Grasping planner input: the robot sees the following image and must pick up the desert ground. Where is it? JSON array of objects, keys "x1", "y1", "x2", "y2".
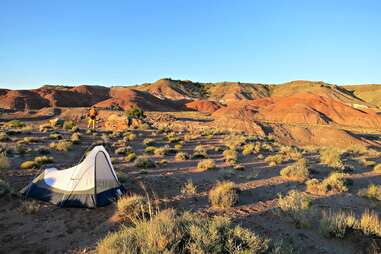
[{"x1": 1, "y1": 107, "x2": 381, "y2": 254}]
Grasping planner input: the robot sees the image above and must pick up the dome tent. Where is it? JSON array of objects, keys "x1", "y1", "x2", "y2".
[{"x1": 21, "y1": 145, "x2": 125, "y2": 208}]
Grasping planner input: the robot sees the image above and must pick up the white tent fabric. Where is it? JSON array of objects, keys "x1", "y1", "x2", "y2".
[{"x1": 21, "y1": 145, "x2": 125, "y2": 208}]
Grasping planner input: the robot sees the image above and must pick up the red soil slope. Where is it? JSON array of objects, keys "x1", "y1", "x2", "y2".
[{"x1": 185, "y1": 100, "x2": 222, "y2": 113}]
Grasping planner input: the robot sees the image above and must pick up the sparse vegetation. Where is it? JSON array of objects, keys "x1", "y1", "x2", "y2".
[
  {"x1": 143, "y1": 138, "x2": 155, "y2": 146},
  {"x1": 306, "y1": 173, "x2": 349, "y2": 195},
  {"x1": 0, "y1": 153, "x2": 11, "y2": 177},
  {"x1": 70, "y1": 132, "x2": 81, "y2": 144},
  {"x1": 97, "y1": 209, "x2": 269, "y2": 254},
  {"x1": 280, "y1": 158, "x2": 310, "y2": 182},
  {"x1": 49, "y1": 140, "x2": 72, "y2": 152},
  {"x1": 223, "y1": 149, "x2": 238, "y2": 165},
  {"x1": 116, "y1": 195, "x2": 152, "y2": 223},
  {"x1": 0, "y1": 179, "x2": 12, "y2": 198},
  {"x1": 319, "y1": 210, "x2": 357, "y2": 238},
  {"x1": 63, "y1": 120, "x2": 75, "y2": 130},
  {"x1": 124, "y1": 153, "x2": 137, "y2": 162},
  {"x1": 277, "y1": 190, "x2": 311, "y2": 227},
  {"x1": 358, "y1": 184, "x2": 381, "y2": 201},
  {"x1": 209, "y1": 181, "x2": 239, "y2": 208},
  {"x1": 374, "y1": 163, "x2": 381, "y2": 172},
  {"x1": 319, "y1": 147, "x2": 345, "y2": 170},
  {"x1": 197, "y1": 159, "x2": 216, "y2": 171},
  {"x1": 19, "y1": 200, "x2": 40, "y2": 215},
  {"x1": 49, "y1": 133, "x2": 63, "y2": 140},
  {"x1": 175, "y1": 152, "x2": 189, "y2": 161},
  {"x1": 359, "y1": 209, "x2": 381, "y2": 237},
  {"x1": 180, "y1": 179, "x2": 197, "y2": 195},
  {"x1": 5, "y1": 120, "x2": 25, "y2": 128},
  {"x1": 134, "y1": 156, "x2": 156, "y2": 168},
  {"x1": 20, "y1": 160, "x2": 39, "y2": 169}
]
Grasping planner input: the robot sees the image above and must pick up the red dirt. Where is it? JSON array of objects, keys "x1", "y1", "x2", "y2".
[{"x1": 185, "y1": 100, "x2": 223, "y2": 113}]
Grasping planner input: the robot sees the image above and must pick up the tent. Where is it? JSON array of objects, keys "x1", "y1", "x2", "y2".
[{"x1": 21, "y1": 145, "x2": 125, "y2": 208}]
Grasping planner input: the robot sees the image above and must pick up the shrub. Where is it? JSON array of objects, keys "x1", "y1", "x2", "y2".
[
  {"x1": 116, "y1": 195, "x2": 152, "y2": 223},
  {"x1": 70, "y1": 133, "x2": 81, "y2": 144},
  {"x1": 320, "y1": 147, "x2": 345, "y2": 170},
  {"x1": 277, "y1": 190, "x2": 311, "y2": 227},
  {"x1": 197, "y1": 159, "x2": 216, "y2": 171},
  {"x1": 319, "y1": 210, "x2": 357, "y2": 238},
  {"x1": 126, "y1": 133, "x2": 137, "y2": 141},
  {"x1": 242, "y1": 144, "x2": 255, "y2": 156},
  {"x1": 192, "y1": 150, "x2": 208, "y2": 159},
  {"x1": 279, "y1": 146, "x2": 303, "y2": 161},
  {"x1": 175, "y1": 152, "x2": 189, "y2": 161},
  {"x1": 97, "y1": 209, "x2": 269, "y2": 254},
  {"x1": 0, "y1": 153, "x2": 11, "y2": 177},
  {"x1": 124, "y1": 153, "x2": 137, "y2": 162},
  {"x1": 265, "y1": 154, "x2": 285, "y2": 166},
  {"x1": 0, "y1": 179, "x2": 12, "y2": 198},
  {"x1": 115, "y1": 147, "x2": 132, "y2": 155},
  {"x1": 20, "y1": 160, "x2": 38, "y2": 169},
  {"x1": 166, "y1": 132, "x2": 181, "y2": 143},
  {"x1": 49, "y1": 140, "x2": 72, "y2": 152},
  {"x1": 358, "y1": 210, "x2": 381, "y2": 237},
  {"x1": 194, "y1": 145, "x2": 210, "y2": 155},
  {"x1": 180, "y1": 179, "x2": 197, "y2": 195},
  {"x1": 223, "y1": 149, "x2": 238, "y2": 165},
  {"x1": 143, "y1": 138, "x2": 155, "y2": 146},
  {"x1": 5, "y1": 120, "x2": 25, "y2": 128},
  {"x1": 358, "y1": 184, "x2": 381, "y2": 201},
  {"x1": 63, "y1": 120, "x2": 75, "y2": 130},
  {"x1": 34, "y1": 156, "x2": 53, "y2": 165},
  {"x1": 23, "y1": 136, "x2": 39, "y2": 143},
  {"x1": 306, "y1": 173, "x2": 349, "y2": 195},
  {"x1": 174, "y1": 143, "x2": 183, "y2": 150},
  {"x1": 19, "y1": 200, "x2": 40, "y2": 215},
  {"x1": 209, "y1": 181, "x2": 239, "y2": 208},
  {"x1": 134, "y1": 156, "x2": 156, "y2": 168},
  {"x1": 234, "y1": 164, "x2": 245, "y2": 171},
  {"x1": 125, "y1": 106, "x2": 145, "y2": 120},
  {"x1": 49, "y1": 133, "x2": 63, "y2": 140},
  {"x1": 154, "y1": 146, "x2": 175, "y2": 157},
  {"x1": 144, "y1": 146, "x2": 156, "y2": 154},
  {"x1": 280, "y1": 158, "x2": 310, "y2": 182}
]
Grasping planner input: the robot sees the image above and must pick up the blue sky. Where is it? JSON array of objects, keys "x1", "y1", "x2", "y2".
[{"x1": 1, "y1": 0, "x2": 381, "y2": 89}]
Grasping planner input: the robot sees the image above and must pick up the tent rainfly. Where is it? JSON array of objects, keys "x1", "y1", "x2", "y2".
[{"x1": 21, "y1": 145, "x2": 125, "y2": 208}]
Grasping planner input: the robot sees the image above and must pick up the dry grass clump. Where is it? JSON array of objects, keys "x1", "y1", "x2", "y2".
[
  {"x1": 22, "y1": 136, "x2": 40, "y2": 144},
  {"x1": 70, "y1": 132, "x2": 81, "y2": 144},
  {"x1": 134, "y1": 156, "x2": 156, "y2": 168},
  {"x1": 223, "y1": 149, "x2": 238, "y2": 165},
  {"x1": 359, "y1": 209, "x2": 381, "y2": 237},
  {"x1": 0, "y1": 153, "x2": 11, "y2": 177},
  {"x1": 20, "y1": 160, "x2": 39, "y2": 169},
  {"x1": 358, "y1": 184, "x2": 381, "y2": 201},
  {"x1": 209, "y1": 181, "x2": 239, "y2": 208},
  {"x1": 20, "y1": 155, "x2": 53, "y2": 169},
  {"x1": 49, "y1": 133, "x2": 63, "y2": 140},
  {"x1": 154, "y1": 146, "x2": 175, "y2": 157},
  {"x1": 277, "y1": 190, "x2": 311, "y2": 227},
  {"x1": 175, "y1": 152, "x2": 189, "y2": 161},
  {"x1": 319, "y1": 210, "x2": 357, "y2": 238},
  {"x1": 97, "y1": 209, "x2": 269, "y2": 254},
  {"x1": 242, "y1": 143, "x2": 255, "y2": 156},
  {"x1": 124, "y1": 153, "x2": 137, "y2": 162},
  {"x1": 319, "y1": 147, "x2": 345, "y2": 170},
  {"x1": 34, "y1": 155, "x2": 54, "y2": 165},
  {"x1": 166, "y1": 132, "x2": 181, "y2": 143},
  {"x1": 374, "y1": 163, "x2": 381, "y2": 172},
  {"x1": 143, "y1": 138, "x2": 155, "y2": 146},
  {"x1": 49, "y1": 140, "x2": 72, "y2": 152},
  {"x1": 306, "y1": 173, "x2": 349, "y2": 195},
  {"x1": 279, "y1": 146, "x2": 303, "y2": 161},
  {"x1": 197, "y1": 159, "x2": 216, "y2": 171},
  {"x1": 116, "y1": 195, "x2": 152, "y2": 223},
  {"x1": 19, "y1": 200, "x2": 40, "y2": 215},
  {"x1": 265, "y1": 154, "x2": 285, "y2": 166},
  {"x1": 126, "y1": 133, "x2": 137, "y2": 141},
  {"x1": 280, "y1": 158, "x2": 310, "y2": 182},
  {"x1": 180, "y1": 179, "x2": 197, "y2": 195},
  {"x1": 115, "y1": 147, "x2": 133, "y2": 155},
  {"x1": 144, "y1": 146, "x2": 156, "y2": 154}
]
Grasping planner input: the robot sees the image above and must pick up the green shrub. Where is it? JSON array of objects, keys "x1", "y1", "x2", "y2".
[
  {"x1": 23, "y1": 136, "x2": 39, "y2": 143},
  {"x1": 319, "y1": 210, "x2": 357, "y2": 238},
  {"x1": 197, "y1": 159, "x2": 216, "y2": 171},
  {"x1": 134, "y1": 156, "x2": 156, "y2": 168},
  {"x1": 144, "y1": 146, "x2": 156, "y2": 154},
  {"x1": 125, "y1": 106, "x2": 146, "y2": 120},
  {"x1": 49, "y1": 133, "x2": 63, "y2": 140},
  {"x1": 242, "y1": 144, "x2": 255, "y2": 156},
  {"x1": 5, "y1": 120, "x2": 25, "y2": 128},
  {"x1": 306, "y1": 173, "x2": 349, "y2": 195},
  {"x1": 154, "y1": 146, "x2": 175, "y2": 157},
  {"x1": 63, "y1": 120, "x2": 75, "y2": 130},
  {"x1": 97, "y1": 209, "x2": 269, "y2": 254},
  {"x1": 277, "y1": 190, "x2": 311, "y2": 227},
  {"x1": 143, "y1": 138, "x2": 155, "y2": 146},
  {"x1": 166, "y1": 132, "x2": 181, "y2": 143},
  {"x1": 70, "y1": 133, "x2": 81, "y2": 144},
  {"x1": 209, "y1": 181, "x2": 239, "y2": 208},
  {"x1": 280, "y1": 158, "x2": 310, "y2": 182},
  {"x1": 124, "y1": 153, "x2": 137, "y2": 162},
  {"x1": 180, "y1": 180, "x2": 197, "y2": 195},
  {"x1": 115, "y1": 147, "x2": 132, "y2": 155}
]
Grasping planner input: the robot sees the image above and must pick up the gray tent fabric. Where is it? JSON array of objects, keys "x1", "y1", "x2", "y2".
[{"x1": 21, "y1": 145, "x2": 125, "y2": 208}]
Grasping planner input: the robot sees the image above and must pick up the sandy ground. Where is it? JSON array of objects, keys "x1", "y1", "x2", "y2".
[{"x1": 1, "y1": 110, "x2": 381, "y2": 254}]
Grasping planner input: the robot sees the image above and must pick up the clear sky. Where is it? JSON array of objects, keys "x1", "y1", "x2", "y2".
[{"x1": 1, "y1": 0, "x2": 381, "y2": 89}]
